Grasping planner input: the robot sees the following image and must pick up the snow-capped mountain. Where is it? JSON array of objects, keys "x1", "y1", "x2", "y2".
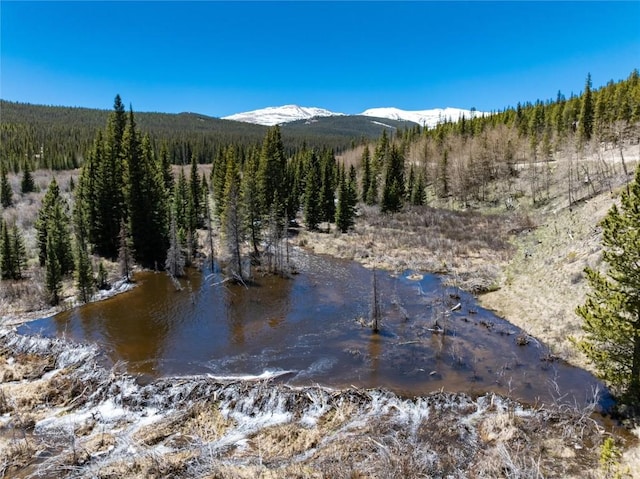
[
  {"x1": 223, "y1": 105, "x2": 344, "y2": 126},
  {"x1": 360, "y1": 107, "x2": 484, "y2": 128},
  {"x1": 223, "y1": 104, "x2": 487, "y2": 128}
]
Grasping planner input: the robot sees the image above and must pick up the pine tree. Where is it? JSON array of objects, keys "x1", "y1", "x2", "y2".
[
  {"x1": 94, "y1": 95, "x2": 127, "y2": 258},
  {"x1": 222, "y1": 150, "x2": 243, "y2": 280},
  {"x1": 348, "y1": 164, "x2": 358, "y2": 214},
  {"x1": 159, "y1": 142, "x2": 174, "y2": 194},
  {"x1": 361, "y1": 145, "x2": 372, "y2": 203},
  {"x1": 406, "y1": 165, "x2": 416, "y2": 201},
  {"x1": 75, "y1": 234, "x2": 94, "y2": 303},
  {"x1": 45, "y1": 233, "x2": 62, "y2": 305},
  {"x1": 258, "y1": 126, "x2": 286, "y2": 216},
  {"x1": 36, "y1": 179, "x2": 74, "y2": 275},
  {"x1": 335, "y1": 166, "x2": 356, "y2": 233},
  {"x1": 366, "y1": 166, "x2": 378, "y2": 205},
  {"x1": 578, "y1": 73, "x2": 594, "y2": 144},
  {"x1": 381, "y1": 145, "x2": 405, "y2": 213},
  {"x1": 212, "y1": 148, "x2": 228, "y2": 219},
  {"x1": 165, "y1": 212, "x2": 185, "y2": 278},
  {"x1": 118, "y1": 220, "x2": 133, "y2": 282},
  {"x1": 10, "y1": 223, "x2": 27, "y2": 280},
  {"x1": 126, "y1": 126, "x2": 169, "y2": 268},
  {"x1": 319, "y1": 150, "x2": 336, "y2": 228},
  {"x1": 174, "y1": 168, "x2": 189, "y2": 231},
  {"x1": 575, "y1": 165, "x2": 640, "y2": 402},
  {"x1": 411, "y1": 170, "x2": 426, "y2": 206},
  {"x1": 76, "y1": 130, "x2": 102, "y2": 251},
  {"x1": 21, "y1": 159, "x2": 35, "y2": 194},
  {"x1": 0, "y1": 220, "x2": 13, "y2": 279},
  {"x1": 303, "y1": 150, "x2": 322, "y2": 231},
  {"x1": 0, "y1": 162, "x2": 13, "y2": 208},
  {"x1": 96, "y1": 261, "x2": 109, "y2": 290},
  {"x1": 36, "y1": 178, "x2": 59, "y2": 267},
  {"x1": 189, "y1": 154, "x2": 202, "y2": 228},
  {"x1": 242, "y1": 150, "x2": 262, "y2": 257}
]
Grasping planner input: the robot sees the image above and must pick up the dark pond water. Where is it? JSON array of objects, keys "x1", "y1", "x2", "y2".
[{"x1": 19, "y1": 249, "x2": 610, "y2": 408}]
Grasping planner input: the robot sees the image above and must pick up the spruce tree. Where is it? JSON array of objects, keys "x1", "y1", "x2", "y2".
[
  {"x1": 118, "y1": 220, "x2": 133, "y2": 282},
  {"x1": 77, "y1": 130, "x2": 102, "y2": 250},
  {"x1": 366, "y1": 166, "x2": 378, "y2": 205},
  {"x1": 361, "y1": 145, "x2": 372, "y2": 203},
  {"x1": 411, "y1": 170, "x2": 426, "y2": 206},
  {"x1": 242, "y1": 150, "x2": 262, "y2": 256},
  {"x1": 126, "y1": 126, "x2": 169, "y2": 268},
  {"x1": 575, "y1": 165, "x2": 640, "y2": 402},
  {"x1": 36, "y1": 178, "x2": 73, "y2": 275},
  {"x1": 0, "y1": 220, "x2": 13, "y2": 279},
  {"x1": 75, "y1": 234, "x2": 94, "y2": 303},
  {"x1": 258, "y1": 126, "x2": 286, "y2": 216},
  {"x1": 319, "y1": 150, "x2": 336, "y2": 228},
  {"x1": 212, "y1": 148, "x2": 228, "y2": 219},
  {"x1": 348, "y1": 165, "x2": 358, "y2": 207},
  {"x1": 45, "y1": 233, "x2": 62, "y2": 305},
  {"x1": 578, "y1": 73, "x2": 594, "y2": 144},
  {"x1": 335, "y1": 167, "x2": 355, "y2": 233},
  {"x1": 10, "y1": 223, "x2": 27, "y2": 280},
  {"x1": 303, "y1": 150, "x2": 322, "y2": 231},
  {"x1": 94, "y1": 95, "x2": 127, "y2": 258},
  {"x1": 36, "y1": 178, "x2": 60, "y2": 267},
  {"x1": 189, "y1": 154, "x2": 202, "y2": 228},
  {"x1": 159, "y1": 142, "x2": 174, "y2": 194},
  {"x1": 96, "y1": 261, "x2": 109, "y2": 290},
  {"x1": 381, "y1": 145, "x2": 405, "y2": 213},
  {"x1": 0, "y1": 162, "x2": 12, "y2": 208},
  {"x1": 174, "y1": 169, "x2": 189, "y2": 231},
  {"x1": 222, "y1": 151, "x2": 243, "y2": 280},
  {"x1": 21, "y1": 159, "x2": 35, "y2": 194},
  {"x1": 165, "y1": 212, "x2": 185, "y2": 278}
]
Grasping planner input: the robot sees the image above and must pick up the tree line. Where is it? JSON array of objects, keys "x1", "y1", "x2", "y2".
[
  {"x1": 0, "y1": 100, "x2": 385, "y2": 174},
  {"x1": 387, "y1": 70, "x2": 640, "y2": 209},
  {"x1": 0, "y1": 95, "x2": 364, "y2": 303}
]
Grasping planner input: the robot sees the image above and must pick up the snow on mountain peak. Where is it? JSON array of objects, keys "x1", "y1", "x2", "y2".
[
  {"x1": 361, "y1": 107, "x2": 485, "y2": 128},
  {"x1": 223, "y1": 105, "x2": 344, "y2": 126}
]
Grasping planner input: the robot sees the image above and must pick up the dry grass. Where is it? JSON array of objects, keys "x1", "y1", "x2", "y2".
[{"x1": 299, "y1": 204, "x2": 530, "y2": 294}]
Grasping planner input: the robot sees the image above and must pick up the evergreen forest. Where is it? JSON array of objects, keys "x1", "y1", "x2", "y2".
[{"x1": 2, "y1": 69, "x2": 640, "y2": 404}]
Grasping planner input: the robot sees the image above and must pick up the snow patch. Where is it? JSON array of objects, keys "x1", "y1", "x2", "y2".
[{"x1": 370, "y1": 120, "x2": 397, "y2": 129}]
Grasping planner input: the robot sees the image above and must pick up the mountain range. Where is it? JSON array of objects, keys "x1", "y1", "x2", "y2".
[{"x1": 223, "y1": 105, "x2": 485, "y2": 127}]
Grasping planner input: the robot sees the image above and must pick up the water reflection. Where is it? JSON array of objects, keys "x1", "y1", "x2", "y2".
[{"x1": 19, "y1": 249, "x2": 611, "y2": 409}]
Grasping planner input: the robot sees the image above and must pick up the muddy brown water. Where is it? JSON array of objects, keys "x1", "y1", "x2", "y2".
[{"x1": 19, "y1": 249, "x2": 612, "y2": 409}]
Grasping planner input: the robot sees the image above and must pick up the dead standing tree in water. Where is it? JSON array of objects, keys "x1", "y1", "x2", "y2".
[{"x1": 371, "y1": 267, "x2": 381, "y2": 334}]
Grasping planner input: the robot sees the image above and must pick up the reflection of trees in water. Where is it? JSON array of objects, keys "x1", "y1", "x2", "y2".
[
  {"x1": 368, "y1": 331, "x2": 382, "y2": 384},
  {"x1": 225, "y1": 275, "x2": 294, "y2": 346}
]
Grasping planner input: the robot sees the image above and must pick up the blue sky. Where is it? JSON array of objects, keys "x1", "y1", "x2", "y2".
[{"x1": 1, "y1": 1, "x2": 639, "y2": 117}]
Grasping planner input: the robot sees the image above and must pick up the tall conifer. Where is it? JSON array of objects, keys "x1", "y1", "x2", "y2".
[{"x1": 575, "y1": 165, "x2": 640, "y2": 402}]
